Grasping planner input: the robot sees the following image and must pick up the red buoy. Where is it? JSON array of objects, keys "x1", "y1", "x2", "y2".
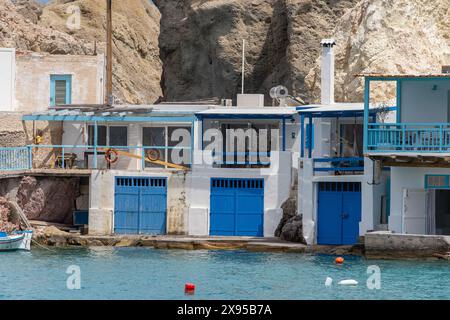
[
  {"x1": 335, "y1": 257, "x2": 344, "y2": 264},
  {"x1": 185, "y1": 283, "x2": 196, "y2": 295}
]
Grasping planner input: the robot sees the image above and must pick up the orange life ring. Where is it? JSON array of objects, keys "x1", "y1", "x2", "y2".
[
  {"x1": 105, "y1": 148, "x2": 119, "y2": 164},
  {"x1": 145, "y1": 149, "x2": 160, "y2": 162}
]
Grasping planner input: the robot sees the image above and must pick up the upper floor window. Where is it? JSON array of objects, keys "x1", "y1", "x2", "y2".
[
  {"x1": 50, "y1": 75, "x2": 72, "y2": 106},
  {"x1": 88, "y1": 125, "x2": 128, "y2": 147}
]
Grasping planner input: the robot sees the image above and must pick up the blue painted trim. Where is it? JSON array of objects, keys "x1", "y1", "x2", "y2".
[
  {"x1": 363, "y1": 78, "x2": 370, "y2": 153},
  {"x1": 425, "y1": 174, "x2": 450, "y2": 189},
  {"x1": 196, "y1": 114, "x2": 294, "y2": 120},
  {"x1": 50, "y1": 75, "x2": 72, "y2": 106},
  {"x1": 300, "y1": 115, "x2": 305, "y2": 158},
  {"x1": 308, "y1": 115, "x2": 313, "y2": 158},
  {"x1": 22, "y1": 115, "x2": 196, "y2": 122},
  {"x1": 396, "y1": 80, "x2": 402, "y2": 123},
  {"x1": 364, "y1": 76, "x2": 450, "y2": 82},
  {"x1": 93, "y1": 121, "x2": 98, "y2": 169},
  {"x1": 282, "y1": 118, "x2": 286, "y2": 151}
]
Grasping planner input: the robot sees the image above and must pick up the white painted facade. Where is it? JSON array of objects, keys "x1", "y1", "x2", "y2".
[
  {"x1": 0, "y1": 48, "x2": 15, "y2": 112},
  {"x1": 367, "y1": 76, "x2": 450, "y2": 237},
  {"x1": 0, "y1": 48, "x2": 105, "y2": 113}
]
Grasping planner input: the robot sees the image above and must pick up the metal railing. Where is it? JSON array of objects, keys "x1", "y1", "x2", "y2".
[
  {"x1": 367, "y1": 123, "x2": 450, "y2": 152},
  {"x1": 0, "y1": 147, "x2": 31, "y2": 171},
  {"x1": 313, "y1": 157, "x2": 365, "y2": 174},
  {"x1": 0, "y1": 145, "x2": 192, "y2": 171}
]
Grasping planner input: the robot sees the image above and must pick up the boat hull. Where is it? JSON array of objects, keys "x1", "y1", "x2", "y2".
[{"x1": 0, "y1": 231, "x2": 33, "y2": 251}]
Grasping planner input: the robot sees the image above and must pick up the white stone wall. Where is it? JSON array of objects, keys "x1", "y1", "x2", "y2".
[
  {"x1": 89, "y1": 169, "x2": 191, "y2": 236},
  {"x1": 389, "y1": 167, "x2": 450, "y2": 234},
  {"x1": 188, "y1": 151, "x2": 292, "y2": 237}
]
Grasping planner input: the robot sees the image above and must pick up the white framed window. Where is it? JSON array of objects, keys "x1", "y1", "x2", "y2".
[
  {"x1": 87, "y1": 124, "x2": 128, "y2": 147},
  {"x1": 142, "y1": 124, "x2": 191, "y2": 169}
]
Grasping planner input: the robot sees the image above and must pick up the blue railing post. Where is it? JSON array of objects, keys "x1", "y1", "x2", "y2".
[
  {"x1": 141, "y1": 147, "x2": 145, "y2": 170},
  {"x1": 402, "y1": 124, "x2": 406, "y2": 151},
  {"x1": 27, "y1": 146, "x2": 32, "y2": 169},
  {"x1": 363, "y1": 78, "x2": 370, "y2": 153},
  {"x1": 61, "y1": 147, "x2": 65, "y2": 169}
]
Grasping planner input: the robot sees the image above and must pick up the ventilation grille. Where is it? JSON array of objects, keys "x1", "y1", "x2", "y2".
[
  {"x1": 426, "y1": 175, "x2": 449, "y2": 189},
  {"x1": 319, "y1": 182, "x2": 361, "y2": 192},
  {"x1": 116, "y1": 177, "x2": 166, "y2": 187},
  {"x1": 211, "y1": 178, "x2": 264, "y2": 189}
]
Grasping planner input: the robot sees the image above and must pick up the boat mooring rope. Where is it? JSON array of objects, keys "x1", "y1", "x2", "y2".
[{"x1": 32, "y1": 239, "x2": 56, "y2": 252}]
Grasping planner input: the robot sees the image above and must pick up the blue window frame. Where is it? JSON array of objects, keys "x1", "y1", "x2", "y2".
[
  {"x1": 50, "y1": 75, "x2": 72, "y2": 106},
  {"x1": 425, "y1": 175, "x2": 450, "y2": 189}
]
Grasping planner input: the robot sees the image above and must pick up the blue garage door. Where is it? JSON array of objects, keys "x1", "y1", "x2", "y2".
[
  {"x1": 114, "y1": 177, "x2": 167, "y2": 234},
  {"x1": 210, "y1": 178, "x2": 264, "y2": 237},
  {"x1": 317, "y1": 182, "x2": 361, "y2": 245}
]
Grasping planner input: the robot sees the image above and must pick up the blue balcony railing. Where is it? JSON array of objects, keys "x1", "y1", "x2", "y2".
[
  {"x1": 367, "y1": 123, "x2": 450, "y2": 152},
  {"x1": 0, "y1": 147, "x2": 31, "y2": 171},
  {"x1": 313, "y1": 157, "x2": 364, "y2": 174}
]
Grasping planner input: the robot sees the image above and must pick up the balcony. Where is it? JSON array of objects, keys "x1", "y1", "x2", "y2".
[
  {"x1": 0, "y1": 145, "x2": 192, "y2": 172},
  {"x1": 367, "y1": 123, "x2": 450, "y2": 153}
]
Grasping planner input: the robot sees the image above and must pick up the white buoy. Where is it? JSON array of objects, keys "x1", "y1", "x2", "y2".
[
  {"x1": 338, "y1": 279, "x2": 358, "y2": 286},
  {"x1": 325, "y1": 277, "x2": 333, "y2": 287}
]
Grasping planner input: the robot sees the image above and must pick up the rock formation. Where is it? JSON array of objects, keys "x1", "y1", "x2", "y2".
[
  {"x1": 16, "y1": 176, "x2": 80, "y2": 224},
  {"x1": 0, "y1": 197, "x2": 20, "y2": 233},
  {"x1": 305, "y1": 0, "x2": 450, "y2": 103},
  {"x1": 154, "y1": 0, "x2": 359, "y2": 103}
]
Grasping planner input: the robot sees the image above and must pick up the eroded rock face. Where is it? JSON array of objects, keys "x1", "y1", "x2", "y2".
[
  {"x1": 275, "y1": 187, "x2": 306, "y2": 244},
  {"x1": 154, "y1": 0, "x2": 358, "y2": 103},
  {"x1": 305, "y1": 0, "x2": 450, "y2": 103},
  {"x1": 16, "y1": 176, "x2": 80, "y2": 224},
  {"x1": 0, "y1": 197, "x2": 20, "y2": 233},
  {"x1": 39, "y1": 0, "x2": 163, "y2": 104}
]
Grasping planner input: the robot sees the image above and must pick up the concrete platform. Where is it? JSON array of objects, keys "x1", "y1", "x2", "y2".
[
  {"x1": 365, "y1": 231, "x2": 450, "y2": 259},
  {"x1": 34, "y1": 229, "x2": 362, "y2": 255}
]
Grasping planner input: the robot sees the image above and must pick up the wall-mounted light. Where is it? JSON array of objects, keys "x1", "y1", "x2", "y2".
[{"x1": 432, "y1": 84, "x2": 438, "y2": 91}]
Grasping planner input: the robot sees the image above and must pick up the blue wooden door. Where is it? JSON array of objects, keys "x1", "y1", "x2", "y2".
[
  {"x1": 114, "y1": 177, "x2": 167, "y2": 234},
  {"x1": 317, "y1": 182, "x2": 361, "y2": 245},
  {"x1": 210, "y1": 178, "x2": 264, "y2": 236}
]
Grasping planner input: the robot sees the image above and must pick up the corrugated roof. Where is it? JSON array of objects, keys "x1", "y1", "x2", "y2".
[
  {"x1": 356, "y1": 73, "x2": 450, "y2": 79},
  {"x1": 197, "y1": 107, "x2": 298, "y2": 115}
]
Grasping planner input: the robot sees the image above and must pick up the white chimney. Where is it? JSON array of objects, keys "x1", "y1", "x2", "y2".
[{"x1": 320, "y1": 39, "x2": 336, "y2": 105}]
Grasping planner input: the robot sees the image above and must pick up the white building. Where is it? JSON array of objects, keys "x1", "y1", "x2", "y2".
[
  {"x1": 362, "y1": 71, "x2": 450, "y2": 236},
  {"x1": 298, "y1": 40, "x2": 394, "y2": 245}
]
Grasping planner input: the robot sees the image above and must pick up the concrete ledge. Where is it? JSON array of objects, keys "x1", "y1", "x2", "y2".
[{"x1": 365, "y1": 231, "x2": 450, "y2": 259}]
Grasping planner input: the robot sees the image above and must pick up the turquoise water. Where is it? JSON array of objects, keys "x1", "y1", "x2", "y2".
[{"x1": 0, "y1": 247, "x2": 449, "y2": 300}]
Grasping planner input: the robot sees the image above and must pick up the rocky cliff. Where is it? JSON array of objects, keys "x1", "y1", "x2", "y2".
[
  {"x1": 305, "y1": 0, "x2": 450, "y2": 103},
  {"x1": 2, "y1": 0, "x2": 447, "y2": 105},
  {"x1": 154, "y1": 0, "x2": 359, "y2": 103}
]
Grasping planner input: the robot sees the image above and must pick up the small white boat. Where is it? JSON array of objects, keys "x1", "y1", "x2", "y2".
[{"x1": 0, "y1": 230, "x2": 33, "y2": 251}]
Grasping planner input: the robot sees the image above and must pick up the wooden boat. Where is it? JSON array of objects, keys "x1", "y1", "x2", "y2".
[{"x1": 0, "y1": 230, "x2": 33, "y2": 251}]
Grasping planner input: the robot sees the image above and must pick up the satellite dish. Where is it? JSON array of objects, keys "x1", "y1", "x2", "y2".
[{"x1": 270, "y1": 85, "x2": 289, "y2": 106}]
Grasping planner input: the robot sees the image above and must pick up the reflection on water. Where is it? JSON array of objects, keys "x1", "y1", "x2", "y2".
[{"x1": 0, "y1": 247, "x2": 448, "y2": 300}]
